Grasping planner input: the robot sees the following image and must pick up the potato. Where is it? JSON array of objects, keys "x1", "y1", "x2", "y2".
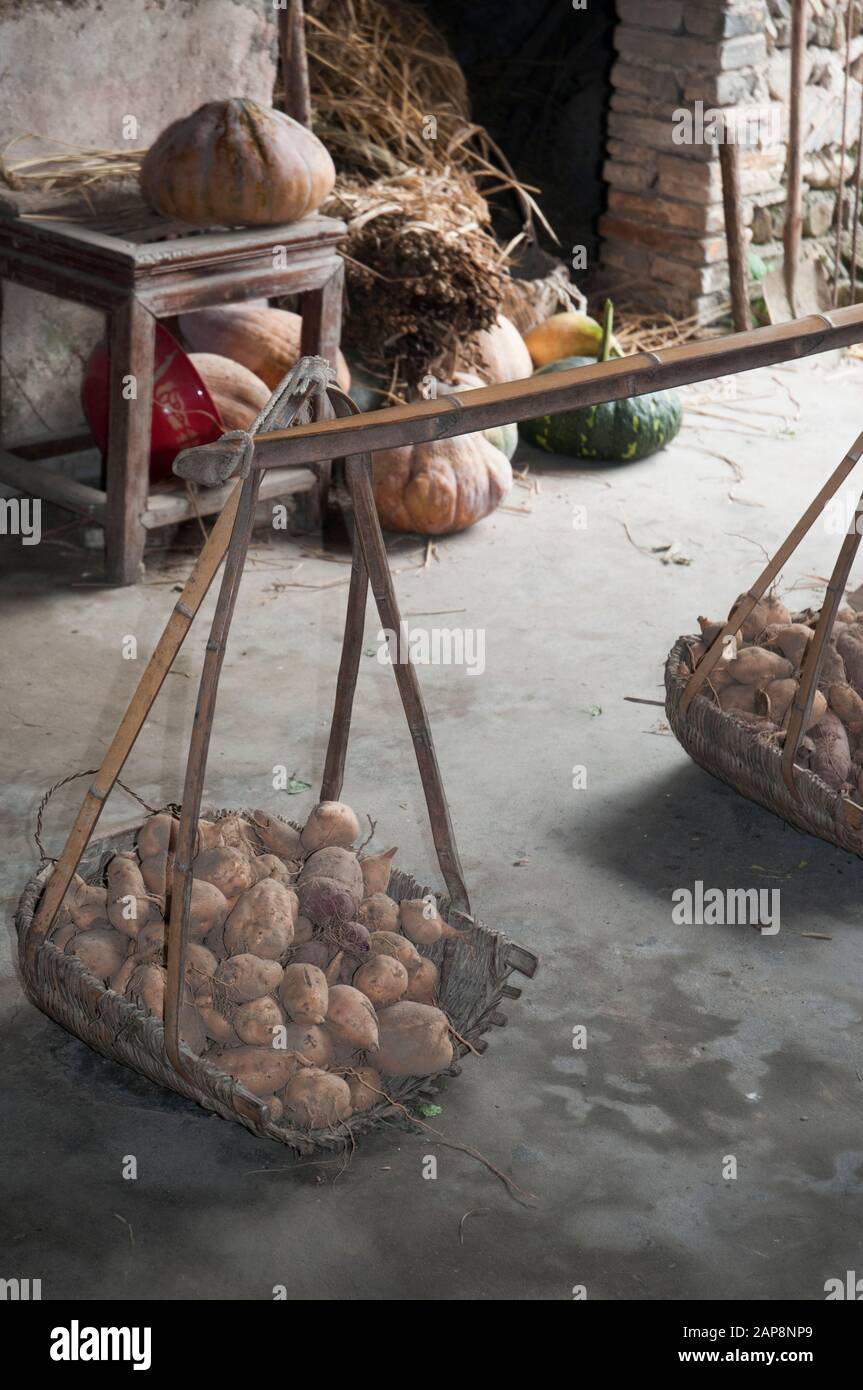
[
  {"x1": 358, "y1": 892, "x2": 400, "y2": 934},
  {"x1": 399, "y1": 897, "x2": 444, "y2": 946},
  {"x1": 215, "y1": 952, "x2": 283, "y2": 1004},
  {"x1": 248, "y1": 809, "x2": 302, "y2": 861},
  {"x1": 224, "y1": 878, "x2": 298, "y2": 959},
  {"x1": 283, "y1": 1068, "x2": 352, "y2": 1129},
  {"x1": 234, "y1": 994, "x2": 286, "y2": 1046},
  {"x1": 762, "y1": 622, "x2": 813, "y2": 668},
  {"x1": 810, "y1": 709, "x2": 852, "y2": 789},
  {"x1": 359, "y1": 846, "x2": 398, "y2": 898},
  {"x1": 828, "y1": 682, "x2": 863, "y2": 732},
  {"x1": 193, "y1": 846, "x2": 257, "y2": 899},
  {"x1": 283, "y1": 1022, "x2": 334, "y2": 1067},
  {"x1": 137, "y1": 812, "x2": 175, "y2": 861},
  {"x1": 326, "y1": 984, "x2": 380, "y2": 1050},
  {"x1": 300, "y1": 801, "x2": 361, "y2": 853},
  {"x1": 185, "y1": 942, "x2": 219, "y2": 996},
  {"x1": 106, "y1": 853, "x2": 151, "y2": 937},
  {"x1": 346, "y1": 1066, "x2": 383, "y2": 1113},
  {"x1": 729, "y1": 646, "x2": 793, "y2": 686},
  {"x1": 279, "y1": 962, "x2": 328, "y2": 1023},
  {"x1": 211, "y1": 1044, "x2": 299, "y2": 1097},
  {"x1": 404, "y1": 956, "x2": 439, "y2": 1005},
  {"x1": 63, "y1": 875, "x2": 108, "y2": 930},
  {"x1": 297, "y1": 846, "x2": 363, "y2": 926},
  {"x1": 66, "y1": 926, "x2": 127, "y2": 983},
  {"x1": 367, "y1": 930, "x2": 421, "y2": 975},
  {"x1": 353, "y1": 955, "x2": 408, "y2": 1009},
  {"x1": 374, "y1": 1001, "x2": 453, "y2": 1076}
]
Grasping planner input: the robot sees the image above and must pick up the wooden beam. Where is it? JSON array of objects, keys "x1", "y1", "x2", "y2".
[
  {"x1": 0, "y1": 450, "x2": 106, "y2": 518},
  {"x1": 240, "y1": 305, "x2": 863, "y2": 472}
]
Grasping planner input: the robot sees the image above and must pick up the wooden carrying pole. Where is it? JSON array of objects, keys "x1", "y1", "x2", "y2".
[
  {"x1": 719, "y1": 140, "x2": 752, "y2": 333},
  {"x1": 174, "y1": 304, "x2": 863, "y2": 487}
]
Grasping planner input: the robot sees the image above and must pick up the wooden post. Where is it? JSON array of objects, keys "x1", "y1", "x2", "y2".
[
  {"x1": 719, "y1": 141, "x2": 752, "y2": 332},
  {"x1": 300, "y1": 260, "x2": 344, "y2": 529},
  {"x1": 784, "y1": 0, "x2": 806, "y2": 315},
  {"x1": 279, "y1": 0, "x2": 312, "y2": 128},
  {"x1": 105, "y1": 297, "x2": 155, "y2": 585}
]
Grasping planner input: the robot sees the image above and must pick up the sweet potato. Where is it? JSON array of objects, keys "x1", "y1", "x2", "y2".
[
  {"x1": 66, "y1": 926, "x2": 127, "y2": 982},
  {"x1": 353, "y1": 955, "x2": 408, "y2": 1010},
  {"x1": 50, "y1": 920, "x2": 77, "y2": 951},
  {"x1": 358, "y1": 892, "x2": 400, "y2": 934},
  {"x1": 373, "y1": 1002, "x2": 453, "y2": 1076},
  {"x1": 289, "y1": 939, "x2": 331, "y2": 971},
  {"x1": 330, "y1": 920, "x2": 372, "y2": 956},
  {"x1": 279, "y1": 963, "x2": 328, "y2": 1024},
  {"x1": 326, "y1": 984, "x2": 380, "y2": 1050},
  {"x1": 345, "y1": 1066, "x2": 383, "y2": 1113},
  {"x1": 835, "y1": 625, "x2": 863, "y2": 694},
  {"x1": 283, "y1": 1068, "x2": 352, "y2": 1129},
  {"x1": 404, "y1": 956, "x2": 440, "y2": 1005},
  {"x1": 367, "y1": 930, "x2": 421, "y2": 975},
  {"x1": 718, "y1": 684, "x2": 758, "y2": 715},
  {"x1": 731, "y1": 591, "x2": 790, "y2": 640},
  {"x1": 125, "y1": 961, "x2": 166, "y2": 1017},
  {"x1": 201, "y1": 813, "x2": 259, "y2": 855},
  {"x1": 359, "y1": 846, "x2": 398, "y2": 898},
  {"x1": 110, "y1": 951, "x2": 140, "y2": 996},
  {"x1": 324, "y1": 950, "x2": 344, "y2": 985},
  {"x1": 234, "y1": 994, "x2": 286, "y2": 1046},
  {"x1": 762, "y1": 622, "x2": 812, "y2": 668},
  {"x1": 63, "y1": 874, "x2": 108, "y2": 930},
  {"x1": 139, "y1": 849, "x2": 174, "y2": 906},
  {"x1": 248, "y1": 809, "x2": 302, "y2": 862},
  {"x1": 106, "y1": 853, "x2": 151, "y2": 937},
  {"x1": 828, "y1": 682, "x2": 863, "y2": 732},
  {"x1": 185, "y1": 942, "x2": 218, "y2": 996},
  {"x1": 283, "y1": 1021, "x2": 334, "y2": 1067},
  {"x1": 197, "y1": 995, "x2": 239, "y2": 1045},
  {"x1": 810, "y1": 709, "x2": 852, "y2": 789},
  {"x1": 223, "y1": 878, "x2": 298, "y2": 959},
  {"x1": 297, "y1": 846, "x2": 363, "y2": 926},
  {"x1": 300, "y1": 801, "x2": 361, "y2": 853},
  {"x1": 399, "y1": 898, "x2": 444, "y2": 946},
  {"x1": 265, "y1": 1093, "x2": 284, "y2": 1123},
  {"x1": 192, "y1": 846, "x2": 257, "y2": 899},
  {"x1": 211, "y1": 1044, "x2": 299, "y2": 1097},
  {"x1": 187, "y1": 878, "x2": 230, "y2": 943},
  {"x1": 135, "y1": 918, "x2": 165, "y2": 960},
  {"x1": 819, "y1": 643, "x2": 847, "y2": 687},
  {"x1": 293, "y1": 914, "x2": 315, "y2": 945},
  {"x1": 137, "y1": 812, "x2": 175, "y2": 861},
  {"x1": 729, "y1": 646, "x2": 793, "y2": 685},
  {"x1": 215, "y1": 952, "x2": 283, "y2": 1004},
  {"x1": 252, "y1": 853, "x2": 296, "y2": 888},
  {"x1": 761, "y1": 680, "x2": 826, "y2": 731}
]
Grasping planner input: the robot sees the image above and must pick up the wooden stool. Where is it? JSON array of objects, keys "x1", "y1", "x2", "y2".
[{"x1": 0, "y1": 200, "x2": 345, "y2": 583}]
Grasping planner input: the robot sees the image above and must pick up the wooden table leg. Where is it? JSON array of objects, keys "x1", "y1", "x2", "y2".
[
  {"x1": 105, "y1": 296, "x2": 155, "y2": 585},
  {"x1": 300, "y1": 259, "x2": 344, "y2": 532}
]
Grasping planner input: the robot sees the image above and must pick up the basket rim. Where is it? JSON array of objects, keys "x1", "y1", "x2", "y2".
[{"x1": 16, "y1": 805, "x2": 538, "y2": 1152}]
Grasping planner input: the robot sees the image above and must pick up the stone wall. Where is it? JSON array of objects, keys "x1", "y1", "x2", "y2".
[
  {"x1": 0, "y1": 0, "x2": 278, "y2": 440},
  {"x1": 601, "y1": 0, "x2": 863, "y2": 320}
]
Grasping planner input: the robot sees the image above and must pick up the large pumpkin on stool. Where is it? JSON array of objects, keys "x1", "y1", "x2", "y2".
[
  {"x1": 140, "y1": 98, "x2": 335, "y2": 227},
  {"x1": 372, "y1": 435, "x2": 512, "y2": 535}
]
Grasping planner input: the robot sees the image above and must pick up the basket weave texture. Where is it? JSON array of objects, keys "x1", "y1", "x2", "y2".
[
  {"x1": 665, "y1": 637, "x2": 863, "y2": 858},
  {"x1": 16, "y1": 811, "x2": 533, "y2": 1154}
]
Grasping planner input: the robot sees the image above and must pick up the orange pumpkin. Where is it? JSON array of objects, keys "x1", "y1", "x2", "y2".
[
  {"x1": 372, "y1": 435, "x2": 512, "y2": 535},
  {"x1": 179, "y1": 305, "x2": 350, "y2": 393},
  {"x1": 140, "y1": 98, "x2": 336, "y2": 228},
  {"x1": 459, "y1": 314, "x2": 532, "y2": 384},
  {"x1": 189, "y1": 353, "x2": 270, "y2": 431}
]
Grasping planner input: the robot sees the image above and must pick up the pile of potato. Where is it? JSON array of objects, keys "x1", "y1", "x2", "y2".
[
  {"x1": 687, "y1": 590, "x2": 863, "y2": 796},
  {"x1": 49, "y1": 801, "x2": 458, "y2": 1131}
]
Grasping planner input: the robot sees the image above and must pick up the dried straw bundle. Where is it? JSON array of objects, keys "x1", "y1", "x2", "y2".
[
  {"x1": 328, "y1": 168, "x2": 508, "y2": 387},
  {"x1": 0, "y1": 138, "x2": 145, "y2": 196}
]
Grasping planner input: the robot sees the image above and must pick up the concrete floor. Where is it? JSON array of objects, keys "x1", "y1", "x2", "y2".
[{"x1": 2, "y1": 353, "x2": 863, "y2": 1301}]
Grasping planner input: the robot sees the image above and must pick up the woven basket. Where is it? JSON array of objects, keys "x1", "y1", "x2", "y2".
[
  {"x1": 665, "y1": 637, "x2": 863, "y2": 858},
  {"x1": 15, "y1": 810, "x2": 536, "y2": 1154}
]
